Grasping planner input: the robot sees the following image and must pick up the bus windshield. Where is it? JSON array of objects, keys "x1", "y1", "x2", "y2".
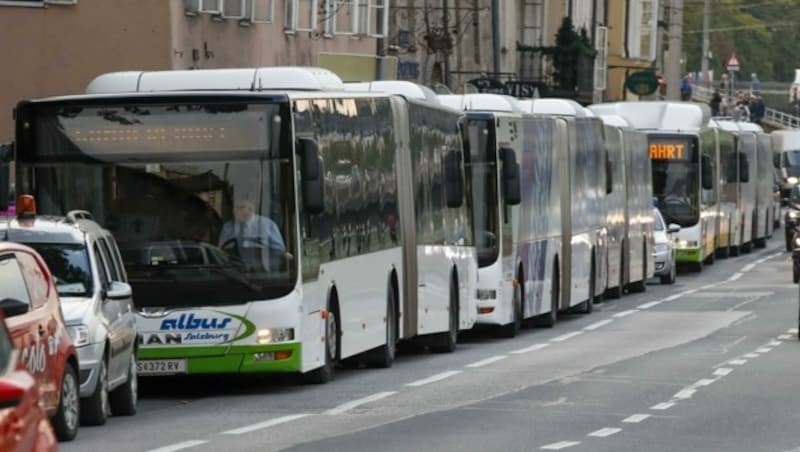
[
  {"x1": 16, "y1": 100, "x2": 297, "y2": 308},
  {"x1": 649, "y1": 135, "x2": 700, "y2": 228},
  {"x1": 463, "y1": 118, "x2": 499, "y2": 268}
]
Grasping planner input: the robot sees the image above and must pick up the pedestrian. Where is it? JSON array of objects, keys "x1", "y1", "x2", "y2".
[
  {"x1": 750, "y1": 95, "x2": 766, "y2": 125},
  {"x1": 750, "y1": 73, "x2": 761, "y2": 95},
  {"x1": 710, "y1": 89, "x2": 722, "y2": 116},
  {"x1": 680, "y1": 75, "x2": 692, "y2": 101}
]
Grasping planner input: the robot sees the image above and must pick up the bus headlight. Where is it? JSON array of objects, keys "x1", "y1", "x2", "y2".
[
  {"x1": 67, "y1": 324, "x2": 90, "y2": 347},
  {"x1": 789, "y1": 177, "x2": 799, "y2": 185},
  {"x1": 789, "y1": 211, "x2": 800, "y2": 220},
  {"x1": 257, "y1": 328, "x2": 295, "y2": 344}
]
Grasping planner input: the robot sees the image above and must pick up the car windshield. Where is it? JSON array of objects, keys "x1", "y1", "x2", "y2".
[
  {"x1": 653, "y1": 210, "x2": 665, "y2": 231},
  {"x1": 24, "y1": 243, "x2": 93, "y2": 297}
]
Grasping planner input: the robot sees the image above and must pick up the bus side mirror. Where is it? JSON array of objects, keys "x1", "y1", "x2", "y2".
[
  {"x1": 701, "y1": 154, "x2": 714, "y2": 190},
  {"x1": 444, "y1": 150, "x2": 464, "y2": 208},
  {"x1": 0, "y1": 143, "x2": 11, "y2": 212},
  {"x1": 739, "y1": 152, "x2": 750, "y2": 183},
  {"x1": 605, "y1": 150, "x2": 613, "y2": 194},
  {"x1": 296, "y1": 138, "x2": 324, "y2": 215},
  {"x1": 500, "y1": 147, "x2": 521, "y2": 206}
]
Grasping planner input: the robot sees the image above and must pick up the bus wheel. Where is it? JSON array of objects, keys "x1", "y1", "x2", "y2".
[
  {"x1": 305, "y1": 301, "x2": 339, "y2": 384},
  {"x1": 628, "y1": 248, "x2": 648, "y2": 293},
  {"x1": 430, "y1": 277, "x2": 459, "y2": 353},
  {"x1": 688, "y1": 261, "x2": 703, "y2": 273},
  {"x1": 365, "y1": 284, "x2": 397, "y2": 368},
  {"x1": 577, "y1": 258, "x2": 595, "y2": 314}
]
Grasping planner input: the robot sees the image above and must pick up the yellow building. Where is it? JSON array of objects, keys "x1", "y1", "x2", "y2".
[{"x1": 605, "y1": 0, "x2": 661, "y2": 101}]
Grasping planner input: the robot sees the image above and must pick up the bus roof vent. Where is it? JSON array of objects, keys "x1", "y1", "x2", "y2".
[
  {"x1": 65, "y1": 210, "x2": 94, "y2": 222},
  {"x1": 86, "y1": 67, "x2": 345, "y2": 94},
  {"x1": 343, "y1": 81, "x2": 439, "y2": 104},
  {"x1": 518, "y1": 98, "x2": 591, "y2": 117},
  {"x1": 596, "y1": 114, "x2": 632, "y2": 128},
  {"x1": 588, "y1": 102, "x2": 711, "y2": 131},
  {"x1": 437, "y1": 94, "x2": 523, "y2": 113}
]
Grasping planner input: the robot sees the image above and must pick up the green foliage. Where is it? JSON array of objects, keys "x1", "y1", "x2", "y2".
[
  {"x1": 533, "y1": 17, "x2": 596, "y2": 91},
  {"x1": 683, "y1": 0, "x2": 800, "y2": 81}
]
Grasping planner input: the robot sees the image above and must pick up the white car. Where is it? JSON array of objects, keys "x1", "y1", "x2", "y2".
[{"x1": 653, "y1": 208, "x2": 680, "y2": 284}]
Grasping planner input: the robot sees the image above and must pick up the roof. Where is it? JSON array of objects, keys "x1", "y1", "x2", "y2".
[
  {"x1": 437, "y1": 94, "x2": 523, "y2": 113},
  {"x1": 85, "y1": 67, "x2": 346, "y2": 94},
  {"x1": 588, "y1": 102, "x2": 711, "y2": 131},
  {"x1": 344, "y1": 81, "x2": 441, "y2": 104},
  {"x1": 518, "y1": 98, "x2": 594, "y2": 117},
  {"x1": 0, "y1": 215, "x2": 106, "y2": 245},
  {"x1": 595, "y1": 114, "x2": 633, "y2": 128}
]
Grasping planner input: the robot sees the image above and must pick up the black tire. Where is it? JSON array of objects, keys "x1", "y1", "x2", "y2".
[
  {"x1": 537, "y1": 262, "x2": 558, "y2": 328},
  {"x1": 794, "y1": 266, "x2": 800, "y2": 284},
  {"x1": 660, "y1": 261, "x2": 677, "y2": 284},
  {"x1": 430, "y1": 278, "x2": 459, "y2": 353},
  {"x1": 110, "y1": 354, "x2": 138, "y2": 416},
  {"x1": 605, "y1": 254, "x2": 624, "y2": 299},
  {"x1": 755, "y1": 237, "x2": 767, "y2": 249},
  {"x1": 80, "y1": 357, "x2": 110, "y2": 426},
  {"x1": 787, "y1": 231, "x2": 793, "y2": 252},
  {"x1": 628, "y1": 248, "x2": 648, "y2": 293},
  {"x1": 497, "y1": 274, "x2": 523, "y2": 338},
  {"x1": 365, "y1": 284, "x2": 397, "y2": 368},
  {"x1": 731, "y1": 244, "x2": 741, "y2": 257},
  {"x1": 704, "y1": 245, "x2": 716, "y2": 265},
  {"x1": 688, "y1": 261, "x2": 703, "y2": 273},
  {"x1": 305, "y1": 300, "x2": 339, "y2": 384},
  {"x1": 51, "y1": 362, "x2": 79, "y2": 441}
]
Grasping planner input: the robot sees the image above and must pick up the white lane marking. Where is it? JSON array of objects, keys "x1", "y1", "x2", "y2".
[
  {"x1": 714, "y1": 368, "x2": 733, "y2": 377},
  {"x1": 405, "y1": 370, "x2": 462, "y2": 387},
  {"x1": 541, "y1": 441, "x2": 582, "y2": 450},
  {"x1": 323, "y1": 391, "x2": 396, "y2": 415},
  {"x1": 729, "y1": 359, "x2": 748, "y2": 366},
  {"x1": 789, "y1": 328, "x2": 799, "y2": 334},
  {"x1": 588, "y1": 428, "x2": 622, "y2": 438},
  {"x1": 779, "y1": 334, "x2": 793, "y2": 340},
  {"x1": 650, "y1": 402, "x2": 675, "y2": 410},
  {"x1": 756, "y1": 347, "x2": 772, "y2": 353},
  {"x1": 693, "y1": 378, "x2": 716, "y2": 387},
  {"x1": 664, "y1": 294, "x2": 681, "y2": 301},
  {"x1": 674, "y1": 388, "x2": 696, "y2": 400},
  {"x1": 769, "y1": 340, "x2": 783, "y2": 346},
  {"x1": 613, "y1": 309, "x2": 638, "y2": 318},
  {"x1": 728, "y1": 272, "x2": 744, "y2": 282},
  {"x1": 222, "y1": 414, "x2": 310, "y2": 435},
  {"x1": 511, "y1": 343, "x2": 550, "y2": 354},
  {"x1": 466, "y1": 355, "x2": 508, "y2": 368},
  {"x1": 583, "y1": 319, "x2": 613, "y2": 331},
  {"x1": 148, "y1": 441, "x2": 209, "y2": 452},
  {"x1": 700, "y1": 284, "x2": 719, "y2": 290},
  {"x1": 622, "y1": 414, "x2": 651, "y2": 424},
  {"x1": 680, "y1": 289, "x2": 699, "y2": 296},
  {"x1": 743, "y1": 353, "x2": 760, "y2": 359},
  {"x1": 742, "y1": 263, "x2": 756, "y2": 272},
  {"x1": 637, "y1": 301, "x2": 662, "y2": 309},
  {"x1": 551, "y1": 331, "x2": 584, "y2": 342}
]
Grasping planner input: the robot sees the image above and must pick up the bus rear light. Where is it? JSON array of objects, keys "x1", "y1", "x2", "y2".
[
  {"x1": 274, "y1": 351, "x2": 292, "y2": 360},
  {"x1": 478, "y1": 307, "x2": 495, "y2": 315}
]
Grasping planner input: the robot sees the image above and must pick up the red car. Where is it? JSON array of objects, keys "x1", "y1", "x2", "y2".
[
  {"x1": 0, "y1": 242, "x2": 80, "y2": 441},
  {"x1": 0, "y1": 312, "x2": 57, "y2": 452}
]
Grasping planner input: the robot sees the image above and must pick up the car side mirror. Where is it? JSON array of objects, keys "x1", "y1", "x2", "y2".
[
  {"x1": 0, "y1": 143, "x2": 11, "y2": 212},
  {"x1": 667, "y1": 224, "x2": 681, "y2": 234},
  {"x1": 444, "y1": 150, "x2": 464, "y2": 208},
  {"x1": 106, "y1": 281, "x2": 132, "y2": 300},
  {"x1": 0, "y1": 298, "x2": 28, "y2": 318},
  {"x1": 500, "y1": 147, "x2": 521, "y2": 206},
  {"x1": 0, "y1": 375, "x2": 27, "y2": 410},
  {"x1": 296, "y1": 138, "x2": 324, "y2": 215},
  {"x1": 739, "y1": 152, "x2": 750, "y2": 183},
  {"x1": 701, "y1": 154, "x2": 714, "y2": 190}
]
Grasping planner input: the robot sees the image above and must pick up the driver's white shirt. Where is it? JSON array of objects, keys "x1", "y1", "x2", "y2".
[{"x1": 219, "y1": 215, "x2": 285, "y2": 251}]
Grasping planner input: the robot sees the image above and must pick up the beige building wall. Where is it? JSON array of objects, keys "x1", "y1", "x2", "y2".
[
  {"x1": 0, "y1": 0, "x2": 172, "y2": 142},
  {"x1": 606, "y1": 0, "x2": 656, "y2": 101}
]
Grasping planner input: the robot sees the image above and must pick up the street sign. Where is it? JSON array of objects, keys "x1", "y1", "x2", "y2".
[
  {"x1": 624, "y1": 71, "x2": 659, "y2": 96},
  {"x1": 726, "y1": 53, "x2": 741, "y2": 72}
]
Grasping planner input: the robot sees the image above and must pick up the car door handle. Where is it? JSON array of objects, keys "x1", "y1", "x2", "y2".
[{"x1": 38, "y1": 325, "x2": 46, "y2": 337}]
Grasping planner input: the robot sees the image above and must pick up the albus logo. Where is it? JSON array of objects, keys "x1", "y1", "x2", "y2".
[{"x1": 160, "y1": 313, "x2": 233, "y2": 331}]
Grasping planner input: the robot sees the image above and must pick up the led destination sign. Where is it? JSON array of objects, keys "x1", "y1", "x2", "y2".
[{"x1": 648, "y1": 137, "x2": 694, "y2": 161}]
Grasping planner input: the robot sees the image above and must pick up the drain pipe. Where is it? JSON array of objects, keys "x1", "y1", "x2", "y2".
[{"x1": 491, "y1": 0, "x2": 500, "y2": 77}]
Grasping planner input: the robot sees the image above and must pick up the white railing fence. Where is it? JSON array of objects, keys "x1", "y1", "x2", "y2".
[{"x1": 690, "y1": 83, "x2": 799, "y2": 130}]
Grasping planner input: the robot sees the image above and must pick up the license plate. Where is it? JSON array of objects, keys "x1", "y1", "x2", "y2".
[{"x1": 136, "y1": 359, "x2": 187, "y2": 376}]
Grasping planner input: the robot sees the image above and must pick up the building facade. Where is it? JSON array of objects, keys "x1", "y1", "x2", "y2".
[{"x1": 0, "y1": 0, "x2": 390, "y2": 142}]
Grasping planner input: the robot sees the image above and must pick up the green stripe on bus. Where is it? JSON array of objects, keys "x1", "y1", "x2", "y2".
[{"x1": 138, "y1": 342, "x2": 302, "y2": 374}]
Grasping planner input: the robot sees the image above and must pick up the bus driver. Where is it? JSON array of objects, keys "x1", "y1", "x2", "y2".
[{"x1": 219, "y1": 194, "x2": 286, "y2": 270}]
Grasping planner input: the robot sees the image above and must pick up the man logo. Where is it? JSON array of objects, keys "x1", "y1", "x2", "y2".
[{"x1": 139, "y1": 333, "x2": 182, "y2": 346}]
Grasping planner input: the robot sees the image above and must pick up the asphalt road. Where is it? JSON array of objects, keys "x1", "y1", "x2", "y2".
[{"x1": 62, "y1": 238, "x2": 798, "y2": 452}]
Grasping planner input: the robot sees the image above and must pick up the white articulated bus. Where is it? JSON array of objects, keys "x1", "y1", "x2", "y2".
[
  {"x1": 590, "y1": 102, "x2": 720, "y2": 272},
  {"x1": 438, "y1": 93, "x2": 563, "y2": 335},
  {"x1": 709, "y1": 119, "x2": 756, "y2": 256},
  {"x1": 743, "y1": 123, "x2": 774, "y2": 247},
  {"x1": 10, "y1": 67, "x2": 477, "y2": 383},
  {"x1": 520, "y1": 99, "x2": 611, "y2": 312},
  {"x1": 594, "y1": 114, "x2": 655, "y2": 298}
]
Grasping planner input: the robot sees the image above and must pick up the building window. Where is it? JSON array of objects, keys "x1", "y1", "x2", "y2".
[
  {"x1": 199, "y1": 0, "x2": 222, "y2": 14},
  {"x1": 284, "y1": 0, "x2": 317, "y2": 32},
  {"x1": 251, "y1": 0, "x2": 274, "y2": 23},
  {"x1": 222, "y1": 0, "x2": 247, "y2": 19},
  {"x1": 327, "y1": 0, "x2": 385, "y2": 37},
  {"x1": 366, "y1": 0, "x2": 387, "y2": 37},
  {"x1": 628, "y1": 0, "x2": 658, "y2": 60},
  {"x1": 519, "y1": 0, "x2": 544, "y2": 46},
  {"x1": 570, "y1": 0, "x2": 592, "y2": 34},
  {"x1": 332, "y1": 0, "x2": 357, "y2": 35}
]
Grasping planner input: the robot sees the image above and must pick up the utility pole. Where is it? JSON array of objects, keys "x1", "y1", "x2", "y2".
[
  {"x1": 665, "y1": 0, "x2": 684, "y2": 100},
  {"x1": 442, "y1": 0, "x2": 451, "y2": 87},
  {"x1": 700, "y1": 0, "x2": 711, "y2": 86},
  {"x1": 491, "y1": 0, "x2": 500, "y2": 78}
]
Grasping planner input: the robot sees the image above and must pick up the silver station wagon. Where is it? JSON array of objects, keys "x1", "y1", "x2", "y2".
[{"x1": 1, "y1": 209, "x2": 138, "y2": 426}]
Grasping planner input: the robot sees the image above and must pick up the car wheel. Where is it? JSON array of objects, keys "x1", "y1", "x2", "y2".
[
  {"x1": 51, "y1": 363, "x2": 79, "y2": 441},
  {"x1": 81, "y1": 358, "x2": 110, "y2": 426},
  {"x1": 110, "y1": 354, "x2": 138, "y2": 416}
]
